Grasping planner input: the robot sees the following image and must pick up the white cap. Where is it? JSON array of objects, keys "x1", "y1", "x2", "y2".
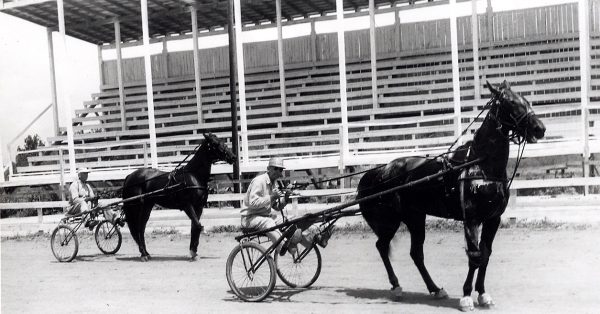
[
  {"x1": 267, "y1": 157, "x2": 285, "y2": 169},
  {"x1": 77, "y1": 167, "x2": 90, "y2": 174}
]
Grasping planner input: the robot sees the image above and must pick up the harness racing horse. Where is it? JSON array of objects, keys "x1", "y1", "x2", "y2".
[
  {"x1": 122, "y1": 133, "x2": 236, "y2": 261},
  {"x1": 358, "y1": 81, "x2": 546, "y2": 311}
]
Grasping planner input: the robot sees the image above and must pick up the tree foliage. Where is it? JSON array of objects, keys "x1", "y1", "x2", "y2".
[{"x1": 15, "y1": 134, "x2": 45, "y2": 167}]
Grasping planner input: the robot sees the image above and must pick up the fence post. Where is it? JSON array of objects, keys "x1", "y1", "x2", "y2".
[
  {"x1": 143, "y1": 143, "x2": 148, "y2": 167},
  {"x1": 59, "y1": 149, "x2": 66, "y2": 202}
]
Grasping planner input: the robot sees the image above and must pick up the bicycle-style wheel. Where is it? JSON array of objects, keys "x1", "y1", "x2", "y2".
[
  {"x1": 275, "y1": 244, "x2": 321, "y2": 288},
  {"x1": 95, "y1": 221, "x2": 122, "y2": 254},
  {"x1": 51, "y1": 225, "x2": 79, "y2": 262},
  {"x1": 226, "y1": 241, "x2": 276, "y2": 302}
]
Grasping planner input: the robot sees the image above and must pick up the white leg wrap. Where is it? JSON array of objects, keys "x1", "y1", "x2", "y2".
[
  {"x1": 478, "y1": 293, "x2": 495, "y2": 307},
  {"x1": 459, "y1": 296, "x2": 475, "y2": 312}
]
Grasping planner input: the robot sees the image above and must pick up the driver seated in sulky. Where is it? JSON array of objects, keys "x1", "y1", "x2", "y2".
[
  {"x1": 240, "y1": 157, "x2": 331, "y2": 255},
  {"x1": 66, "y1": 167, "x2": 116, "y2": 229}
]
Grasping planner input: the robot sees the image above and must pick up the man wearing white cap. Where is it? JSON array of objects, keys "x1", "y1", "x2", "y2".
[
  {"x1": 240, "y1": 157, "x2": 331, "y2": 254},
  {"x1": 67, "y1": 167, "x2": 97, "y2": 216},
  {"x1": 66, "y1": 167, "x2": 115, "y2": 230},
  {"x1": 240, "y1": 157, "x2": 288, "y2": 246}
]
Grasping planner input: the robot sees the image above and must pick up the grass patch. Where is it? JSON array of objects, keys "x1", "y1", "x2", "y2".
[{"x1": 150, "y1": 227, "x2": 180, "y2": 235}]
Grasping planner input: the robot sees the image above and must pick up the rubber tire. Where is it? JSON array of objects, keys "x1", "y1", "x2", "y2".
[
  {"x1": 95, "y1": 220, "x2": 122, "y2": 254},
  {"x1": 226, "y1": 241, "x2": 276, "y2": 302},
  {"x1": 275, "y1": 244, "x2": 322, "y2": 288},
  {"x1": 51, "y1": 225, "x2": 79, "y2": 262}
]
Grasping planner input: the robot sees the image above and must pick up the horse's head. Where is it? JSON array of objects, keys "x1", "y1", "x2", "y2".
[
  {"x1": 202, "y1": 132, "x2": 237, "y2": 164},
  {"x1": 486, "y1": 80, "x2": 546, "y2": 143}
]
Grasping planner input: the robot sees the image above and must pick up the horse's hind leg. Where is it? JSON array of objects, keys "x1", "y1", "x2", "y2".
[
  {"x1": 123, "y1": 205, "x2": 142, "y2": 251},
  {"x1": 404, "y1": 212, "x2": 447, "y2": 298},
  {"x1": 365, "y1": 206, "x2": 402, "y2": 297},
  {"x1": 136, "y1": 204, "x2": 153, "y2": 261}
]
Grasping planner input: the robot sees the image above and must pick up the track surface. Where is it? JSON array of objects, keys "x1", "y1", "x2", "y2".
[{"x1": 2, "y1": 228, "x2": 599, "y2": 313}]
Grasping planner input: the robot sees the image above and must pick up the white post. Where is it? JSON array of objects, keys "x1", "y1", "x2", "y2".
[
  {"x1": 0, "y1": 136, "x2": 5, "y2": 182},
  {"x1": 97, "y1": 45, "x2": 104, "y2": 87},
  {"x1": 579, "y1": 0, "x2": 591, "y2": 194},
  {"x1": 234, "y1": 0, "x2": 249, "y2": 164},
  {"x1": 7, "y1": 144, "x2": 14, "y2": 177},
  {"x1": 369, "y1": 0, "x2": 378, "y2": 109},
  {"x1": 276, "y1": 0, "x2": 287, "y2": 116},
  {"x1": 190, "y1": 5, "x2": 203, "y2": 124},
  {"x1": 57, "y1": 0, "x2": 77, "y2": 177},
  {"x1": 114, "y1": 20, "x2": 127, "y2": 131},
  {"x1": 471, "y1": 0, "x2": 481, "y2": 105},
  {"x1": 47, "y1": 28, "x2": 59, "y2": 136},
  {"x1": 335, "y1": 0, "x2": 350, "y2": 166},
  {"x1": 141, "y1": 0, "x2": 159, "y2": 168},
  {"x1": 450, "y1": 0, "x2": 462, "y2": 145}
]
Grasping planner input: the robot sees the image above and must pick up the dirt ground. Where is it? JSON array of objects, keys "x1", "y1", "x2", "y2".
[{"x1": 2, "y1": 227, "x2": 599, "y2": 313}]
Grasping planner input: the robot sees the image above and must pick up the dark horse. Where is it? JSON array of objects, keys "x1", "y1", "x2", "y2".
[
  {"x1": 358, "y1": 81, "x2": 546, "y2": 311},
  {"x1": 122, "y1": 133, "x2": 236, "y2": 261}
]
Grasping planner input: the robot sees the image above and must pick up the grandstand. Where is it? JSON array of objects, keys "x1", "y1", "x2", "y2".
[{"x1": 1, "y1": 0, "x2": 599, "y2": 196}]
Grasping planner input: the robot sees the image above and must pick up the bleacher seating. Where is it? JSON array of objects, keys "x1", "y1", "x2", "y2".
[{"x1": 13, "y1": 2, "x2": 600, "y2": 178}]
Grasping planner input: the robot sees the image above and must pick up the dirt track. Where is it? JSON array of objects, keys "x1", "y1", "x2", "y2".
[{"x1": 2, "y1": 228, "x2": 599, "y2": 313}]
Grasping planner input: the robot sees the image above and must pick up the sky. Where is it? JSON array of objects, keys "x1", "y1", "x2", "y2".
[{"x1": 0, "y1": 0, "x2": 576, "y2": 167}]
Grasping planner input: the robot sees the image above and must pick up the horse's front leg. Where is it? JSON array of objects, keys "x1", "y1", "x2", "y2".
[
  {"x1": 460, "y1": 219, "x2": 482, "y2": 311},
  {"x1": 474, "y1": 216, "x2": 501, "y2": 308},
  {"x1": 183, "y1": 205, "x2": 204, "y2": 261}
]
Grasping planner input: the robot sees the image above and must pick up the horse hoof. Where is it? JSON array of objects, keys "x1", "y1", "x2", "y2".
[
  {"x1": 459, "y1": 296, "x2": 475, "y2": 312},
  {"x1": 190, "y1": 250, "x2": 198, "y2": 261},
  {"x1": 140, "y1": 256, "x2": 149, "y2": 262},
  {"x1": 390, "y1": 286, "x2": 403, "y2": 299},
  {"x1": 478, "y1": 293, "x2": 495, "y2": 308},
  {"x1": 432, "y1": 288, "x2": 449, "y2": 299}
]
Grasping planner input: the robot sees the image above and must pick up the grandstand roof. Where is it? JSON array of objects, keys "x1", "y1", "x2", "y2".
[{"x1": 0, "y1": 0, "x2": 443, "y2": 45}]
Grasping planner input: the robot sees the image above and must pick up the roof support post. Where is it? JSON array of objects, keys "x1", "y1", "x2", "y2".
[
  {"x1": 114, "y1": 20, "x2": 127, "y2": 131},
  {"x1": 234, "y1": 0, "x2": 249, "y2": 165},
  {"x1": 579, "y1": 0, "x2": 591, "y2": 194},
  {"x1": 335, "y1": 0, "x2": 350, "y2": 168},
  {"x1": 190, "y1": 5, "x2": 203, "y2": 124},
  {"x1": 140, "y1": 0, "x2": 158, "y2": 168},
  {"x1": 0, "y1": 137, "x2": 5, "y2": 182},
  {"x1": 450, "y1": 0, "x2": 462, "y2": 146},
  {"x1": 56, "y1": 0, "x2": 76, "y2": 177},
  {"x1": 395, "y1": 6, "x2": 401, "y2": 53},
  {"x1": 161, "y1": 37, "x2": 169, "y2": 78},
  {"x1": 97, "y1": 45, "x2": 104, "y2": 86},
  {"x1": 276, "y1": 0, "x2": 287, "y2": 116},
  {"x1": 471, "y1": 0, "x2": 481, "y2": 106},
  {"x1": 46, "y1": 28, "x2": 59, "y2": 136},
  {"x1": 369, "y1": 0, "x2": 378, "y2": 109},
  {"x1": 227, "y1": 0, "x2": 240, "y2": 191},
  {"x1": 310, "y1": 20, "x2": 317, "y2": 63},
  {"x1": 486, "y1": 0, "x2": 494, "y2": 43}
]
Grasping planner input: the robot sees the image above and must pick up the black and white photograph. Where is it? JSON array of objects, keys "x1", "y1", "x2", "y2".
[{"x1": 1, "y1": 0, "x2": 599, "y2": 313}]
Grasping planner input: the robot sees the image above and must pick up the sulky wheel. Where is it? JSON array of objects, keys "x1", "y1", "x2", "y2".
[
  {"x1": 95, "y1": 220, "x2": 122, "y2": 254},
  {"x1": 226, "y1": 241, "x2": 276, "y2": 302},
  {"x1": 275, "y1": 243, "x2": 322, "y2": 288},
  {"x1": 51, "y1": 225, "x2": 79, "y2": 262}
]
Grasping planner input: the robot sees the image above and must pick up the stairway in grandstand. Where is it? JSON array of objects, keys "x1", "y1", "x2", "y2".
[{"x1": 15, "y1": 2, "x2": 600, "y2": 179}]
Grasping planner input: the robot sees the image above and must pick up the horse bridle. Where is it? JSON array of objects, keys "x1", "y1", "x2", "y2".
[{"x1": 487, "y1": 90, "x2": 534, "y2": 145}]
